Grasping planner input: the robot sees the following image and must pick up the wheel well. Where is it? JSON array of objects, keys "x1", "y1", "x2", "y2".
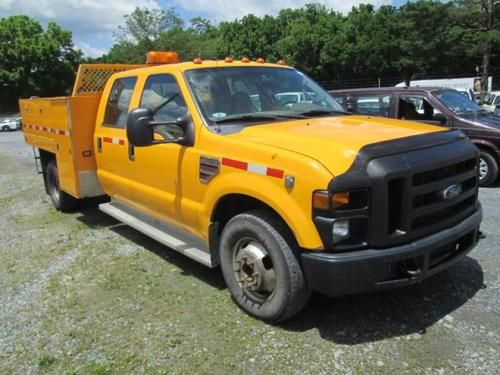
[
  {"x1": 209, "y1": 194, "x2": 297, "y2": 261},
  {"x1": 475, "y1": 144, "x2": 497, "y2": 159}
]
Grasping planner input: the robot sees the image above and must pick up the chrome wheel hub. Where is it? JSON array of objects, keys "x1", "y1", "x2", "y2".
[
  {"x1": 479, "y1": 158, "x2": 488, "y2": 180},
  {"x1": 233, "y1": 238, "x2": 276, "y2": 300}
]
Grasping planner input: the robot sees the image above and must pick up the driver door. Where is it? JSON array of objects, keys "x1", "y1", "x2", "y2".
[{"x1": 125, "y1": 73, "x2": 193, "y2": 228}]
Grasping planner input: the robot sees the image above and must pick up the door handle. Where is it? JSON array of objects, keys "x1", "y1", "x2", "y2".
[
  {"x1": 128, "y1": 143, "x2": 135, "y2": 161},
  {"x1": 97, "y1": 137, "x2": 102, "y2": 153}
]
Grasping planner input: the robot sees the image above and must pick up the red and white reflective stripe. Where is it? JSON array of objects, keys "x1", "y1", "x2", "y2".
[
  {"x1": 222, "y1": 157, "x2": 284, "y2": 179},
  {"x1": 103, "y1": 137, "x2": 125, "y2": 145},
  {"x1": 23, "y1": 124, "x2": 69, "y2": 136}
]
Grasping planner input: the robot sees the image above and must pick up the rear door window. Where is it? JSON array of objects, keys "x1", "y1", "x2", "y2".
[{"x1": 350, "y1": 94, "x2": 393, "y2": 117}]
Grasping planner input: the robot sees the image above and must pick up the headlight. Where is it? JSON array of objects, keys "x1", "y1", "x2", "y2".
[
  {"x1": 332, "y1": 219, "x2": 350, "y2": 243},
  {"x1": 313, "y1": 189, "x2": 369, "y2": 250}
]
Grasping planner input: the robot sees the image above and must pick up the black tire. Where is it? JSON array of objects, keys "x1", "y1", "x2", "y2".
[
  {"x1": 479, "y1": 150, "x2": 498, "y2": 187},
  {"x1": 2, "y1": 125, "x2": 9, "y2": 132},
  {"x1": 46, "y1": 160, "x2": 79, "y2": 211},
  {"x1": 219, "y1": 209, "x2": 311, "y2": 322}
]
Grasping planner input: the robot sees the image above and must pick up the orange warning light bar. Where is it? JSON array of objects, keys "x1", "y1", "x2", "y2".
[{"x1": 146, "y1": 51, "x2": 179, "y2": 64}]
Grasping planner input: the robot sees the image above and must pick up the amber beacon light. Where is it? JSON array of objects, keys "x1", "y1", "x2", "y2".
[{"x1": 146, "y1": 51, "x2": 179, "y2": 64}]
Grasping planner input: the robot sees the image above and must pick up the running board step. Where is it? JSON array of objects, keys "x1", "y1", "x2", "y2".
[{"x1": 99, "y1": 202, "x2": 215, "y2": 268}]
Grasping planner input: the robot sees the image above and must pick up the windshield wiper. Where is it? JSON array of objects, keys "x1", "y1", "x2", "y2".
[
  {"x1": 296, "y1": 109, "x2": 350, "y2": 117},
  {"x1": 213, "y1": 113, "x2": 303, "y2": 124}
]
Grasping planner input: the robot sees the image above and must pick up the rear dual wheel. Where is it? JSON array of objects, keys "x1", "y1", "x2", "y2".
[
  {"x1": 46, "y1": 161, "x2": 79, "y2": 212},
  {"x1": 220, "y1": 210, "x2": 311, "y2": 322}
]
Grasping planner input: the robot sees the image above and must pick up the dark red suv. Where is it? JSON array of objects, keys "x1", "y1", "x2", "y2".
[{"x1": 330, "y1": 87, "x2": 500, "y2": 186}]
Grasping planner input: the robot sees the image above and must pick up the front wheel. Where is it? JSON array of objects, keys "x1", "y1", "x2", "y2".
[
  {"x1": 479, "y1": 150, "x2": 498, "y2": 187},
  {"x1": 46, "y1": 160, "x2": 79, "y2": 211},
  {"x1": 219, "y1": 210, "x2": 311, "y2": 322},
  {"x1": 2, "y1": 125, "x2": 10, "y2": 132}
]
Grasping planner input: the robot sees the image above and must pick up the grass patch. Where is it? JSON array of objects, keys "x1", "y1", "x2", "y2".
[{"x1": 37, "y1": 354, "x2": 55, "y2": 368}]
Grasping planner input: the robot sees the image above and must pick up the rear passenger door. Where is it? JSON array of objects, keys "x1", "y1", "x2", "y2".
[{"x1": 95, "y1": 76, "x2": 138, "y2": 202}]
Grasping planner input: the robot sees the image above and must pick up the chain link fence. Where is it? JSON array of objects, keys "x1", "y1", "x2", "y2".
[{"x1": 318, "y1": 70, "x2": 500, "y2": 92}]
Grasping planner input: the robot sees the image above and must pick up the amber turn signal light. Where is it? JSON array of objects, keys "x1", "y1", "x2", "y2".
[
  {"x1": 313, "y1": 191, "x2": 330, "y2": 211},
  {"x1": 332, "y1": 192, "x2": 350, "y2": 209}
]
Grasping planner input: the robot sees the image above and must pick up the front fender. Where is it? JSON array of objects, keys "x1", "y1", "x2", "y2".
[
  {"x1": 471, "y1": 138, "x2": 499, "y2": 154},
  {"x1": 201, "y1": 170, "x2": 324, "y2": 250}
]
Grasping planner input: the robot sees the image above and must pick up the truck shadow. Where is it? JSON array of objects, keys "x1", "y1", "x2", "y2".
[
  {"x1": 76, "y1": 203, "x2": 226, "y2": 291},
  {"x1": 281, "y1": 256, "x2": 484, "y2": 344},
  {"x1": 76, "y1": 203, "x2": 484, "y2": 344}
]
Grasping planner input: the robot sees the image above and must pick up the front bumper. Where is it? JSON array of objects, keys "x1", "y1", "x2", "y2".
[{"x1": 301, "y1": 205, "x2": 482, "y2": 296}]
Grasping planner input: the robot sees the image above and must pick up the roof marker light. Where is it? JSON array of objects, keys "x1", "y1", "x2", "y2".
[
  {"x1": 256, "y1": 57, "x2": 265, "y2": 63},
  {"x1": 224, "y1": 56, "x2": 233, "y2": 63},
  {"x1": 241, "y1": 57, "x2": 250, "y2": 63}
]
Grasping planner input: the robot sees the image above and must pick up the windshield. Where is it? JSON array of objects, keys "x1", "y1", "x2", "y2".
[
  {"x1": 184, "y1": 67, "x2": 346, "y2": 127},
  {"x1": 434, "y1": 89, "x2": 485, "y2": 115}
]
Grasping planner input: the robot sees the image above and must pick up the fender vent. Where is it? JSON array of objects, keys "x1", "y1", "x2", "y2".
[{"x1": 200, "y1": 156, "x2": 220, "y2": 183}]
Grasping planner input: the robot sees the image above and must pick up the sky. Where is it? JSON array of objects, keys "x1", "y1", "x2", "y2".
[{"x1": 0, "y1": 0, "x2": 407, "y2": 58}]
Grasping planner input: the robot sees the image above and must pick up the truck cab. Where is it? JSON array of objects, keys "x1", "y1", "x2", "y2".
[{"x1": 20, "y1": 53, "x2": 482, "y2": 322}]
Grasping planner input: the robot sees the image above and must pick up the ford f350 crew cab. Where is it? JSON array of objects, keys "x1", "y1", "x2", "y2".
[{"x1": 20, "y1": 52, "x2": 482, "y2": 322}]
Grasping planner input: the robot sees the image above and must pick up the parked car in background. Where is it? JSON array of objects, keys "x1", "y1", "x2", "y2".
[
  {"x1": 481, "y1": 91, "x2": 500, "y2": 112},
  {"x1": 456, "y1": 88, "x2": 475, "y2": 102},
  {"x1": 330, "y1": 87, "x2": 500, "y2": 186},
  {"x1": 0, "y1": 117, "x2": 21, "y2": 131}
]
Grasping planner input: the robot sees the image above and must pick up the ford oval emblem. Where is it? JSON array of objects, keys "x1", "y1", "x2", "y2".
[{"x1": 441, "y1": 184, "x2": 462, "y2": 201}]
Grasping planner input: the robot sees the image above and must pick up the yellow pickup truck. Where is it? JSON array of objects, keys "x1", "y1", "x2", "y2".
[{"x1": 20, "y1": 52, "x2": 482, "y2": 322}]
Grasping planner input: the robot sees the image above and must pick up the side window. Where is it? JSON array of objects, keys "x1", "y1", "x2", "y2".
[
  {"x1": 352, "y1": 94, "x2": 392, "y2": 117},
  {"x1": 399, "y1": 95, "x2": 442, "y2": 121},
  {"x1": 103, "y1": 77, "x2": 137, "y2": 128},
  {"x1": 332, "y1": 96, "x2": 344, "y2": 106},
  {"x1": 140, "y1": 74, "x2": 188, "y2": 140}
]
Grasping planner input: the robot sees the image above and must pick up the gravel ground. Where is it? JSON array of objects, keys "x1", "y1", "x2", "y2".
[{"x1": 0, "y1": 130, "x2": 498, "y2": 374}]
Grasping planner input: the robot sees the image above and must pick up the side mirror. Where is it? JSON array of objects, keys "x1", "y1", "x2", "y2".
[
  {"x1": 127, "y1": 108, "x2": 155, "y2": 147},
  {"x1": 127, "y1": 108, "x2": 194, "y2": 147},
  {"x1": 434, "y1": 113, "x2": 447, "y2": 125}
]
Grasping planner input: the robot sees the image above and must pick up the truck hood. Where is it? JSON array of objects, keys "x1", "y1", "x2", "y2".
[{"x1": 232, "y1": 115, "x2": 445, "y2": 176}]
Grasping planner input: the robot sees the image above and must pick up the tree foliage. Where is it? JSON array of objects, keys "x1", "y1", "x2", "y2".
[
  {"x1": 0, "y1": 15, "x2": 81, "y2": 112},
  {"x1": 104, "y1": 1, "x2": 499, "y2": 84},
  {"x1": 1, "y1": 1, "x2": 499, "y2": 113}
]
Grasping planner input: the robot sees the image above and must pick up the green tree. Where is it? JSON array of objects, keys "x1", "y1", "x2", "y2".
[
  {"x1": 453, "y1": 0, "x2": 500, "y2": 92},
  {"x1": 116, "y1": 6, "x2": 183, "y2": 48},
  {"x1": 0, "y1": 15, "x2": 81, "y2": 112}
]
